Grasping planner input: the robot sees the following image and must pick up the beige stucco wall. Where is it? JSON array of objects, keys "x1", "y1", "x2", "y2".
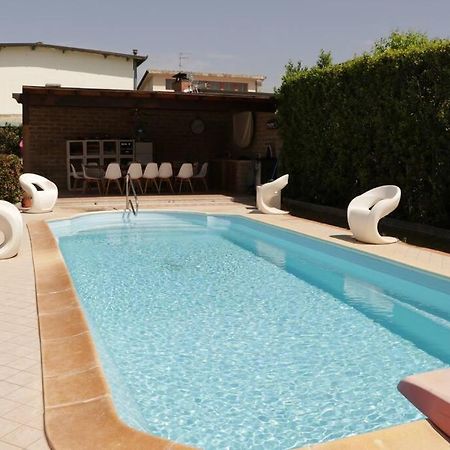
[
  {"x1": 140, "y1": 72, "x2": 261, "y2": 92},
  {"x1": 0, "y1": 46, "x2": 135, "y2": 115}
]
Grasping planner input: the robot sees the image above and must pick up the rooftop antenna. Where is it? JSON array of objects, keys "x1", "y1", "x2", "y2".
[{"x1": 178, "y1": 52, "x2": 190, "y2": 70}]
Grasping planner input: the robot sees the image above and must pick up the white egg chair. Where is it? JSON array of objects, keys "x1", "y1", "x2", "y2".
[
  {"x1": 19, "y1": 173, "x2": 58, "y2": 213},
  {"x1": 0, "y1": 200, "x2": 23, "y2": 259},
  {"x1": 256, "y1": 174, "x2": 289, "y2": 215},
  {"x1": 347, "y1": 185, "x2": 401, "y2": 244}
]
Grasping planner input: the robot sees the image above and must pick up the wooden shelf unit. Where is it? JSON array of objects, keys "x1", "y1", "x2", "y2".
[{"x1": 66, "y1": 139, "x2": 135, "y2": 190}]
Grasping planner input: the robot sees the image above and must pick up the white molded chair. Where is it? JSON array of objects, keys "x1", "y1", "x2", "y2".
[
  {"x1": 347, "y1": 185, "x2": 401, "y2": 244},
  {"x1": 256, "y1": 174, "x2": 289, "y2": 215},
  {"x1": 126, "y1": 163, "x2": 144, "y2": 194},
  {"x1": 143, "y1": 163, "x2": 159, "y2": 193},
  {"x1": 175, "y1": 163, "x2": 194, "y2": 192},
  {"x1": 158, "y1": 162, "x2": 174, "y2": 193},
  {"x1": 104, "y1": 163, "x2": 122, "y2": 195},
  {"x1": 192, "y1": 162, "x2": 208, "y2": 191},
  {"x1": 0, "y1": 200, "x2": 23, "y2": 259},
  {"x1": 19, "y1": 173, "x2": 58, "y2": 213},
  {"x1": 70, "y1": 164, "x2": 83, "y2": 190},
  {"x1": 82, "y1": 164, "x2": 103, "y2": 194}
]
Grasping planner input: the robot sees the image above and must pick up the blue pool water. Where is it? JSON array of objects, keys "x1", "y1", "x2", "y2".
[{"x1": 50, "y1": 212, "x2": 450, "y2": 450}]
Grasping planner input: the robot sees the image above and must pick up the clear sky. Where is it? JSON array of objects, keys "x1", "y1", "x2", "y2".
[{"x1": 1, "y1": 0, "x2": 449, "y2": 92}]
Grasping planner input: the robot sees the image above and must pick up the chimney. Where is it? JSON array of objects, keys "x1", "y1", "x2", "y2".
[{"x1": 172, "y1": 72, "x2": 191, "y2": 92}]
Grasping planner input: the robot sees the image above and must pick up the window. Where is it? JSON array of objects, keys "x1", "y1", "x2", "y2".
[
  {"x1": 198, "y1": 80, "x2": 248, "y2": 93},
  {"x1": 165, "y1": 79, "x2": 175, "y2": 90}
]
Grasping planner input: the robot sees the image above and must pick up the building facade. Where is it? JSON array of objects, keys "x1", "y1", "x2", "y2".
[
  {"x1": 137, "y1": 70, "x2": 265, "y2": 94},
  {"x1": 0, "y1": 42, "x2": 146, "y2": 123}
]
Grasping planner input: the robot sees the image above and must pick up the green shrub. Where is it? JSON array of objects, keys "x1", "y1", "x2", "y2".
[
  {"x1": 0, "y1": 124, "x2": 22, "y2": 156},
  {"x1": 0, "y1": 154, "x2": 23, "y2": 203},
  {"x1": 277, "y1": 39, "x2": 450, "y2": 228}
]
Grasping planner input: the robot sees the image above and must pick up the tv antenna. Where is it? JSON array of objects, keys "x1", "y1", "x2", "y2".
[{"x1": 178, "y1": 52, "x2": 190, "y2": 70}]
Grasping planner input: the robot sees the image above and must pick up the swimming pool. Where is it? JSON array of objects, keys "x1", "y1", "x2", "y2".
[{"x1": 50, "y1": 212, "x2": 450, "y2": 450}]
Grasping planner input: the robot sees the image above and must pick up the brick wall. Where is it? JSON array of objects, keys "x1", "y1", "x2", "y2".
[
  {"x1": 231, "y1": 112, "x2": 282, "y2": 159},
  {"x1": 24, "y1": 106, "x2": 233, "y2": 189},
  {"x1": 23, "y1": 106, "x2": 281, "y2": 191}
]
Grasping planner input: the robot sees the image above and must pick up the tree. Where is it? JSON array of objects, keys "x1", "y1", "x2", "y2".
[
  {"x1": 371, "y1": 30, "x2": 430, "y2": 55},
  {"x1": 316, "y1": 49, "x2": 333, "y2": 68}
]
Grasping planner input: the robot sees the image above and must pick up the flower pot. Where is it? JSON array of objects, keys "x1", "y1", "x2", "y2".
[{"x1": 21, "y1": 194, "x2": 32, "y2": 209}]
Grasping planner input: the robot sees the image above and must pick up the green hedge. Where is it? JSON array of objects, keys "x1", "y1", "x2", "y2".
[
  {"x1": 0, "y1": 124, "x2": 22, "y2": 156},
  {"x1": 0, "y1": 154, "x2": 23, "y2": 204},
  {"x1": 277, "y1": 41, "x2": 450, "y2": 228}
]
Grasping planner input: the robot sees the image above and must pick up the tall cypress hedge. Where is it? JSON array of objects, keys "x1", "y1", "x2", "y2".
[{"x1": 277, "y1": 41, "x2": 450, "y2": 228}]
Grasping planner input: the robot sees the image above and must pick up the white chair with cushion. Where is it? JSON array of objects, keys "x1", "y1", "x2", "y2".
[
  {"x1": 19, "y1": 173, "x2": 58, "y2": 213},
  {"x1": 256, "y1": 174, "x2": 289, "y2": 215},
  {"x1": 192, "y1": 162, "x2": 208, "y2": 191},
  {"x1": 347, "y1": 185, "x2": 401, "y2": 244},
  {"x1": 175, "y1": 163, "x2": 194, "y2": 192},
  {"x1": 126, "y1": 162, "x2": 144, "y2": 194},
  {"x1": 158, "y1": 162, "x2": 174, "y2": 193},
  {"x1": 0, "y1": 200, "x2": 23, "y2": 259},
  {"x1": 143, "y1": 162, "x2": 159, "y2": 193}
]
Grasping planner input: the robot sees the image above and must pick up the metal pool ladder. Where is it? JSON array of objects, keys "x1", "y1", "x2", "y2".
[{"x1": 124, "y1": 173, "x2": 139, "y2": 216}]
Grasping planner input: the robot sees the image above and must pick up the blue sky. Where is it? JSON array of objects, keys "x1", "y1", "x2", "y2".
[{"x1": 1, "y1": 0, "x2": 449, "y2": 91}]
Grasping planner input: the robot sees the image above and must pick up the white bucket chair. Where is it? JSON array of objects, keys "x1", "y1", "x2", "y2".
[
  {"x1": 192, "y1": 162, "x2": 208, "y2": 191},
  {"x1": 175, "y1": 163, "x2": 194, "y2": 193},
  {"x1": 0, "y1": 200, "x2": 23, "y2": 259},
  {"x1": 256, "y1": 174, "x2": 289, "y2": 215},
  {"x1": 104, "y1": 163, "x2": 122, "y2": 195},
  {"x1": 158, "y1": 162, "x2": 174, "y2": 193},
  {"x1": 126, "y1": 163, "x2": 144, "y2": 194},
  {"x1": 19, "y1": 173, "x2": 58, "y2": 213},
  {"x1": 143, "y1": 162, "x2": 159, "y2": 193},
  {"x1": 347, "y1": 185, "x2": 401, "y2": 244}
]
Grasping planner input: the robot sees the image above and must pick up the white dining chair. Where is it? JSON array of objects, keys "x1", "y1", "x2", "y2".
[
  {"x1": 126, "y1": 162, "x2": 144, "y2": 194},
  {"x1": 175, "y1": 163, "x2": 194, "y2": 192},
  {"x1": 104, "y1": 163, "x2": 122, "y2": 195},
  {"x1": 70, "y1": 163, "x2": 83, "y2": 190},
  {"x1": 158, "y1": 162, "x2": 174, "y2": 193},
  {"x1": 143, "y1": 162, "x2": 160, "y2": 193},
  {"x1": 82, "y1": 164, "x2": 103, "y2": 194},
  {"x1": 192, "y1": 162, "x2": 208, "y2": 191}
]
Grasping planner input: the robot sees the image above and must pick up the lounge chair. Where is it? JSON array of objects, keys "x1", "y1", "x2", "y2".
[
  {"x1": 347, "y1": 185, "x2": 401, "y2": 244},
  {"x1": 175, "y1": 163, "x2": 194, "y2": 192},
  {"x1": 256, "y1": 174, "x2": 289, "y2": 215},
  {"x1": 19, "y1": 173, "x2": 58, "y2": 213},
  {"x1": 0, "y1": 200, "x2": 23, "y2": 259}
]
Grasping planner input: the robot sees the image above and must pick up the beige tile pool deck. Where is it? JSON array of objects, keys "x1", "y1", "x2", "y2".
[{"x1": 0, "y1": 194, "x2": 449, "y2": 449}]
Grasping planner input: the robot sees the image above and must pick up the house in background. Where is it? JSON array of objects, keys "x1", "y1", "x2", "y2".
[
  {"x1": 137, "y1": 69, "x2": 265, "y2": 93},
  {"x1": 0, "y1": 42, "x2": 147, "y2": 124}
]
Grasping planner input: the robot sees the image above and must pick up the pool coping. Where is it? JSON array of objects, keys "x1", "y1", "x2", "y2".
[
  {"x1": 29, "y1": 213, "x2": 450, "y2": 450},
  {"x1": 29, "y1": 220, "x2": 195, "y2": 449}
]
